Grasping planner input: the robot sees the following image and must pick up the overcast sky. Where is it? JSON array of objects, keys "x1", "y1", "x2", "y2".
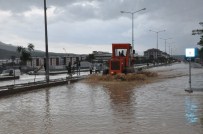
[{"x1": 0, "y1": 0, "x2": 202, "y2": 55}]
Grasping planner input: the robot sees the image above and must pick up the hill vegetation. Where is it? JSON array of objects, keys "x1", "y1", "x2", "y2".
[
  {"x1": 0, "y1": 41, "x2": 76, "y2": 59},
  {"x1": 0, "y1": 49, "x2": 19, "y2": 59}
]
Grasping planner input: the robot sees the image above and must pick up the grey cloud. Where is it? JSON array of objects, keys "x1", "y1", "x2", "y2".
[
  {"x1": 0, "y1": 0, "x2": 203, "y2": 54},
  {"x1": 0, "y1": 0, "x2": 96, "y2": 12}
]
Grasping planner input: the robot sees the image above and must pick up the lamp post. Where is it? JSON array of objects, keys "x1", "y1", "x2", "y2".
[
  {"x1": 168, "y1": 42, "x2": 175, "y2": 56},
  {"x1": 160, "y1": 37, "x2": 172, "y2": 53},
  {"x1": 44, "y1": 0, "x2": 49, "y2": 82},
  {"x1": 149, "y1": 29, "x2": 165, "y2": 50},
  {"x1": 120, "y1": 8, "x2": 146, "y2": 52}
]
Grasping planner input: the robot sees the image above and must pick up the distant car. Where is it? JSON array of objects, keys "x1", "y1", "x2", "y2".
[{"x1": 0, "y1": 69, "x2": 21, "y2": 77}]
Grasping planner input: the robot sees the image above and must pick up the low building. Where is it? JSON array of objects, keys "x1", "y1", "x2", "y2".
[
  {"x1": 92, "y1": 51, "x2": 112, "y2": 62},
  {"x1": 161, "y1": 52, "x2": 170, "y2": 59},
  {"x1": 144, "y1": 48, "x2": 170, "y2": 60},
  {"x1": 26, "y1": 54, "x2": 87, "y2": 70}
]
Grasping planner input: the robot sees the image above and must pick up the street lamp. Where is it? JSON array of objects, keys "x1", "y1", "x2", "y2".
[
  {"x1": 168, "y1": 42, "x2": 175, "y2": 56},
  {"x1": 44, "y1": 0, "x2": 49, "y2": 82},
  {"x1": 160, "y1": 37, "x2": 172, "y2": 53},
  {"x1": 120, "y1": 8, "x2": 146, "y2": 53},
  {"x1": 149, "y1": 29, "x2": 165, "y2": 50}
]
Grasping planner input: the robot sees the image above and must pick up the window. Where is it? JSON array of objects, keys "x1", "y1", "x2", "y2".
[{"x1": 115, "y1": 49, "x2": 127, "y2": 56}]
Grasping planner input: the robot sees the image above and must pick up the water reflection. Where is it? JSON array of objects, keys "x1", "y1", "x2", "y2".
[
  {"x1": 104, "y1": 83, "x2": 135, "y2": 104},
  {"x1": 44, "y1": 89, "x2": 52, "y2": 134},
  {"x1": 185, "y1": 96, "x2": 198, "y2": 124},
  {"x1": 103, "y1": 83, "x2": 136, "y2": 134},
  {"x1": 184, "y1": 92, "x2": 203, "y2": 130}
]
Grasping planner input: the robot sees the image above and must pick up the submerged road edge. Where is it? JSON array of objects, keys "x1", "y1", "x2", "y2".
[{"x1": 0, "y1": 77, "x2": 85, "y2": 97}]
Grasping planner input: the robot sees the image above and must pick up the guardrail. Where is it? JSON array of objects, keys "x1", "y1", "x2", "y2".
[{"x1": 0, "y1": 75, "x2": 86, "y2": 97}]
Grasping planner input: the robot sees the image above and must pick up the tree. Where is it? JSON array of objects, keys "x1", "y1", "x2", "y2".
[
  {"x1": 28, "y1": 43, "x2": 34, "y2": 52},
  {"x1": 11, "y1": 55, "x2": 16, "y2": 66},
  {"x1": 17, "y1": 43, "x2": 35, "y2": 65},
  {"x1": 192, "y1": 22, "x2": 203, "y2": 46},
  {"x1": 198, "y1": 47, "x2": 203, "y2": 64},
  {"x1": 192, "y1": 22, "x2": 203, "y2": 64},
  {"x1": 158, "y1": 56, "x2": 167, "y2": 63},
  {"x1": 86, "y1": 54, "x2": 95, "y2": 62},
  {"x1": 198, "y1": 35, "x2": 203, "y2": 46}
]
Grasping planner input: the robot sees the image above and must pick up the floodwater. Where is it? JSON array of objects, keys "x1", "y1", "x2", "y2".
[
  {"x1": 0, "y1": 63, "x2": 203, "y2": 134},
  {"x1": 0, "y1": 72, "x2": 89, "y2": 87}
]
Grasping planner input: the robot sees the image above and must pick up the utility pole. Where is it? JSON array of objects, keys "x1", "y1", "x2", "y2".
[
  {"x1": 160, "y1": 37, "x2": 172, "y2": 53},
  {"x1": 120, "y1": 8, "x2": 146, "y2": 53},
  {"x1": 168, "y1": 42, "x2": 175, "y2": 56},
  {"x1": 44, "y1": 0, "x2": 49, "y2": 82},
  {"x1": 149, "y1": 29, "x2": 165, "y2": 50},
  {"x1": 149, "y1": 29, "x2": 165, "y2": 60}
]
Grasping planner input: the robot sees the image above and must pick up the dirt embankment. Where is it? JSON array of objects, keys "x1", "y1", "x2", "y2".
[
  {"x1": 83, "y1": 69, "x2": 186, "y2": 89},
  {"x1": 84, "y1": 71, "x2": 159, "y2": 88}
]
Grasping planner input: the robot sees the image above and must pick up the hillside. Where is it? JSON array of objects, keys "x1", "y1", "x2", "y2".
[
  {"x1": 0, "y1": 41, "x2": 81, "y2": 59},
  {"x1": 0, "y1": 49, "x2": 19, "y2": 59},
  {"x1": 0, "y1": 41, "x2": 17, "y2": 52}
]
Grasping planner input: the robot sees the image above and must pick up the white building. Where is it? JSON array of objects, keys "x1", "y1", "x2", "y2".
[
  {"x1": 144, "y1": 48, "x2": 170, "y2": 60},
  {"x1": 26, "y1": 54, "x2": 86, "y2": 70},
  {"x1": 92, "y1": 51, "x2": 112, "y2": 62}
]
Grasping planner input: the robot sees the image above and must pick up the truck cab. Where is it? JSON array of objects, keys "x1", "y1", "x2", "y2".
[{"x1": 109, "y1": 43, "x2": 134, "y2": 74}]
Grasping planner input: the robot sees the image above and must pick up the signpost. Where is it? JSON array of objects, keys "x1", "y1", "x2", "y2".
[{"x1": 185, "y1": 48, "x2": 198, "y2": 93}]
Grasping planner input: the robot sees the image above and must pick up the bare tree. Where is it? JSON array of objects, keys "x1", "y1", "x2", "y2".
[{"x1": 192, "y1": 22, "x2": 203, "y2": 46}]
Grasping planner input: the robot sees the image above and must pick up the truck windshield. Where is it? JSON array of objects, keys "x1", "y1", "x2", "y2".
[{"x1": 115, "y1": 49, "x2": 127, "y2": 56}]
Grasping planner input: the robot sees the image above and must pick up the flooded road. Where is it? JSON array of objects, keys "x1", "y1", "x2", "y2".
[
  {"x1": 0, "y1": 63, "x2": 203, "y2": 134},
  {"x1": 0, "y1": 72, "x2": 89, "y2": 87}
]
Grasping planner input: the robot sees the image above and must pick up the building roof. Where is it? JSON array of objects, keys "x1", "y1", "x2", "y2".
[{"x1": 144, "y1": 48, "x2": 162, "y2": 53}]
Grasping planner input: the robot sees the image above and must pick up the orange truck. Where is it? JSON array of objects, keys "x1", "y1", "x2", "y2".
[{"x1": 108, "y1": 43, "x2": 135, "y2": 74}]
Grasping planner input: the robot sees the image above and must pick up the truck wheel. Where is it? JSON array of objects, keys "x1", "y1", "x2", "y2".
[
  {"x1": 123, "y1": 69, "x2": 127, "y2": 74},
  {"x1": 103, "y1": 69, "x2": 109, "y2": 75}
]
